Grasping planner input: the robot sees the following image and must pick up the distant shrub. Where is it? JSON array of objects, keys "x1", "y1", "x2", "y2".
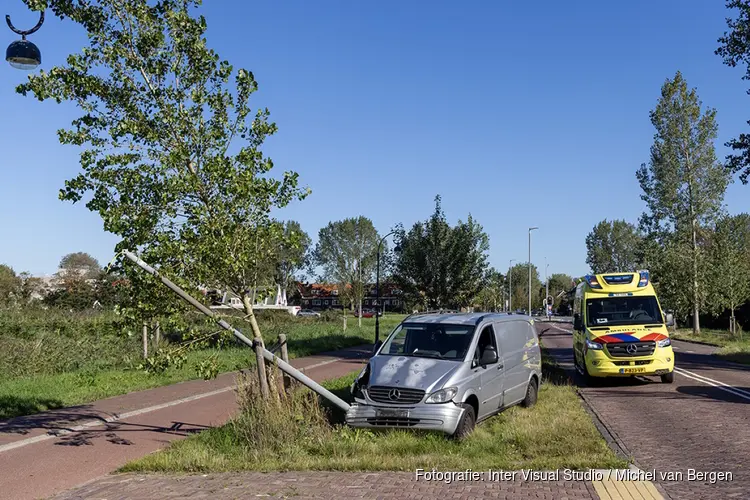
[{"x1": 319, "y1": 309, "x2": 344, "y2": 323}]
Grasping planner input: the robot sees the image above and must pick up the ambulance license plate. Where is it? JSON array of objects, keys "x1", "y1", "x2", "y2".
[{"x1": 621, "y1": 367, "x2": 646, "y2": 374}]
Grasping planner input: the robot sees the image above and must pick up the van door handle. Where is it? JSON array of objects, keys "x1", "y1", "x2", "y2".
[{"x1": 497, "y1": 364, "x2": 503, "y2": 370}]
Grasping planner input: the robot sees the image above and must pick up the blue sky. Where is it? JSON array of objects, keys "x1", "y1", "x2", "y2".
[{"x1": 1, "y1": 0, "x2": 749, "y2": 278}]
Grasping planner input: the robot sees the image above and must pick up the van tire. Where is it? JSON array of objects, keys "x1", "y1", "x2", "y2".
[
  {"x1": 521, "y1": 377, "x2": 538, "y2": 408},
  {"x1": 451, "y1": 404, "x2": 476, "y2": 440},
  {"x1": 661, "y1": 371, "x2": 674, "y2": 384}
]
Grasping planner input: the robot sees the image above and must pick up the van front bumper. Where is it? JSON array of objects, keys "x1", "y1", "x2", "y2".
[
  {"x1": 585, "y1": 347, "x2": 675, "y2": 377},
  {"x1": 345, "y1": 402, "x2": 465, "y2": 435}
]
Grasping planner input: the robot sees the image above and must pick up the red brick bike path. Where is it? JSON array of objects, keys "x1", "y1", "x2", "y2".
[{"x1": 0, "y1": 345, "x2": 371, "y2": 500}]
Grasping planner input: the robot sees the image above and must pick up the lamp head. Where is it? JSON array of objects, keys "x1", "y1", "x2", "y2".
[{"x1": 6, "y1": 38, "x2": 41, "y2": 70}]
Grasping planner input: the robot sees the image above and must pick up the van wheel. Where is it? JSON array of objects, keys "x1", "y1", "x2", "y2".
[
  {"x1": 574, "y1": 349, "x2": 584, "y2": 375},
  {"x1": 451, "y1": 404, "x2": 476, "y2": 440},
  {"x1": 521, "y1": 378, "x2": 538, "y2": 408},
  {"x1": 661, "y1": 371, "x2": 674, "y2": 384}
]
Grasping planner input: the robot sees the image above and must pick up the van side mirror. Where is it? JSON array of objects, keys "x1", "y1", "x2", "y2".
[
  {"x1": 573, "y1": 313, "x2": 582, "y2": 331},
  {"x1": 479, "y1": 346, "x2": 498, "y2": 366},
  {"x1": 664, "y1": 312, "x2": 674, "y2": 327},
  {"x1": 372, "y1": 340, "x2": 383, "y2": 354}
]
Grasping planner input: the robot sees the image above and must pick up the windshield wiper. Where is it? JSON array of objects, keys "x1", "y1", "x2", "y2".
[{"x1": 411, "y1": 349, "x2": 443, "y2": 359}]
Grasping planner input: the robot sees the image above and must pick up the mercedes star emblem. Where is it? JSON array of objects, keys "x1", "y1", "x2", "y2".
[
  {"x1": 388, "y1": 388, "x2": 401, "y2": 401},
  {"x1": 626, "y1": 344, "x2": 638, "y2": 354}
]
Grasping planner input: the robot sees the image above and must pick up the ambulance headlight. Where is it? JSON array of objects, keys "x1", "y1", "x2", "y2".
[
  {"x1": 585, "y1": 339, "x2": 603, "y2": 350},
  {"x1": 657, "y1": 338, "x2": 671, "y2": 348}
]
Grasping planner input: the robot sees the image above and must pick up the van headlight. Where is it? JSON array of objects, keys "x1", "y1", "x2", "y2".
[
  {"x1": 351, "y1": 364, "x2": 370, "y2": 399},
  {"x1": 657, "y1": 338, "x2": 671, "y2": 348},
  {"x1": 585, "y1": 339, "x2": 603, "y2": 350},
  {"x1": 425, "y1": 387, "x2": 457, "y2": 404}
]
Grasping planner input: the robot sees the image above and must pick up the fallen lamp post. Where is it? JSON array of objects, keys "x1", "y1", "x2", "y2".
[{"x1": 122, "y1": 250, "x2": 351, "y2": 413}]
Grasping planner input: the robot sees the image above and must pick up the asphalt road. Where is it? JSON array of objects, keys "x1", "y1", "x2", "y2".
[{"x1": 536, "y1": 321, "x2": 750, "y2": 500}]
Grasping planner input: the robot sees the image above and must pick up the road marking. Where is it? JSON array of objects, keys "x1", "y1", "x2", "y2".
[
  {"x1": 0, "y1": 385, "x2": 236, "y2": 454},
  {"x1": 0, "y1": 357, "x2": 344, "y2": 455},
  {"x1": 592, "y1": 478, "x2": 664, "y2": 500},
  {"x1": 674, "y1": 367, "x2": 750, "y2": 402}
]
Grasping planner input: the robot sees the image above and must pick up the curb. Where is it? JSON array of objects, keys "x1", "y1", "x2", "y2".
[
  {"x1": 576, "y1": 392, "x2": 674, "y2": 500},
  {"x1": 671, "y1": 337, "x2": 720, "y2": 347},
  {"x1": 576, "y1": 390, "x2": 631, "y2": 463}
]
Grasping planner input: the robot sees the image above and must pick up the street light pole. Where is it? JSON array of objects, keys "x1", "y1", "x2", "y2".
[
  {"x1": 508, "y1": 259, "x2": 516, "y2": 312},
  {"x1": 375, "y1": 230, "x2": 397, "y2": 345},
  {"x1": 528, "y1": 227, "x2": 538, "y2": 316},
  {"x1": 545, "y1": 258, "x2": 550, "y2": 320}
]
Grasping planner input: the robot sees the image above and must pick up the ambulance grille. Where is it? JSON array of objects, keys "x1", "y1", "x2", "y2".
[{"x1": 606, "y1": 341, "x2": 655, "y2": 357}]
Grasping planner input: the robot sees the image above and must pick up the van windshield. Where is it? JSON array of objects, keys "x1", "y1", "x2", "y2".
[
  {"x1": 586, "y1": 296, "x2": 662, "y2": 327},
  {"x1": 380, "y1": 323, "x2": 475, "y2": 360}
]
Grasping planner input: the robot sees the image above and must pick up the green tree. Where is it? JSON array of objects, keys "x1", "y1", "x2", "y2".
[
  {"x1": 474, "y1": 267, "x2": 505, "y2": 311},
  {"x1": 507, "y1": 262, "x2": 541, "y2": 312},
  {"x1": 717, "y1": 0, "x2": 750, "y2": 184},
  {"x1": 546, "y1": 273, "x2": 574, "y2": 311},
  {"x1": 58, "y1": 252, "x2": 101, "y2": 279},
  {"x1": 272, "y1": 220, "x2": 311, "y2": 302},
  {"x1": 585, "y1": 219, "x2": 643, "y2": 273},
  {"x1": 708, "y1": 214, "x2": 750, "y2": 334},
  {"x1": 314, "y1": 217, "x2": 380, "y2": 326},
  {"x1": 45, "y1": 252, "x2": 101, "y2": 310},
  {"x1": 393, "y1": 195, "x2": 489, "y2": 310},
  {"x1": 647, "y1": 234, "x2": 693, "y2": 324},
  {"x1": 0, "y1": 265, "x2": 22, "y2": 307},
  {"x1": 18, "y1": 1, "x2": 308, "y2": 352},
  {"x1": 636, "y1": 71, "x2": 731, "y2": 334}
]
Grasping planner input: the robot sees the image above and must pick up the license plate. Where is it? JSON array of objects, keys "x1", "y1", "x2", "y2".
[
  {"x1": 376, "y1": 408, "x2": 408, "y2": 418},
  {"x1": 621, "y1": 367, "x2": 646, "y2": 374}
]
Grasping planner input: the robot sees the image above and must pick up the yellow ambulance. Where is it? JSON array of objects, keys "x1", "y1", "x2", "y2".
[{"x1": 572, "y1": 271, "x2": 675, "y2": 383}]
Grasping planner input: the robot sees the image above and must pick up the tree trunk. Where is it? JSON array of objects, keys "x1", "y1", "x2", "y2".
[
  {"x1": 242, "y1": 295, "x2": 264, "y2": 346},
  {"x1": 154, "y1": 321, "x2": 161, "y2": 349},
  {"x1": 691, "y1": 217, "x2": 701, "y2": 335},
  {"x1": 243, "y1": 295, "x2": 277, "y2": 403},
  {"x1": 142, "y1": 322, "x2": 148, "y2": 359},
  {"x1": 343, "y1": 312, "x2": 347, "y2": 331},
  {"x1": 358, "y1": 297, "x2": 362, "y2": 328}
]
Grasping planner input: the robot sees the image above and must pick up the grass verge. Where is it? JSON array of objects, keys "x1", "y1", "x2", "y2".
[
  {"x1": 672, "y1": 328, "x2": 750, "y2": 365},
  {"x1": 123, "y1": 365, "x2": 626, "y2": 472},
  {"x1": 0, "y1": 314, "x2": 404, "y2": 420}
]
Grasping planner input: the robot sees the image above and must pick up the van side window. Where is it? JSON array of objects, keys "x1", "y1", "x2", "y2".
[{"x1": 474, "y1": 325, "x2": 498, "y2": 364}]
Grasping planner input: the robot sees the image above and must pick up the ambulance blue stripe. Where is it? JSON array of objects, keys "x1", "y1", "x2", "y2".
[{"x1": 609, "y1": 333, "x2": 639, "y2": 342}]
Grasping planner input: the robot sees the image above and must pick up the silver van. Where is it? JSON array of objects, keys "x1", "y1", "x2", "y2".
[{"x1": 346, "y1": 312, "x2": 542, "y2": 438}]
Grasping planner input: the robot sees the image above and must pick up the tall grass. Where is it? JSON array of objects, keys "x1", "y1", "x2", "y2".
[
  {"x1": 0, "y1": 308, "x2": 140, "y2": 378},
  {"x1": 123, "y1": 368, "x2": 627, "y2": 473},
  {"x1": 231, "y1": 371, "x2": 333, "y2": 456},
  {"x1": 0, "y1": 307, "x2": 404, "y2": 419},
  {"x1": 673, "y1": 327, "x2": 750, "y2": 365}
]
